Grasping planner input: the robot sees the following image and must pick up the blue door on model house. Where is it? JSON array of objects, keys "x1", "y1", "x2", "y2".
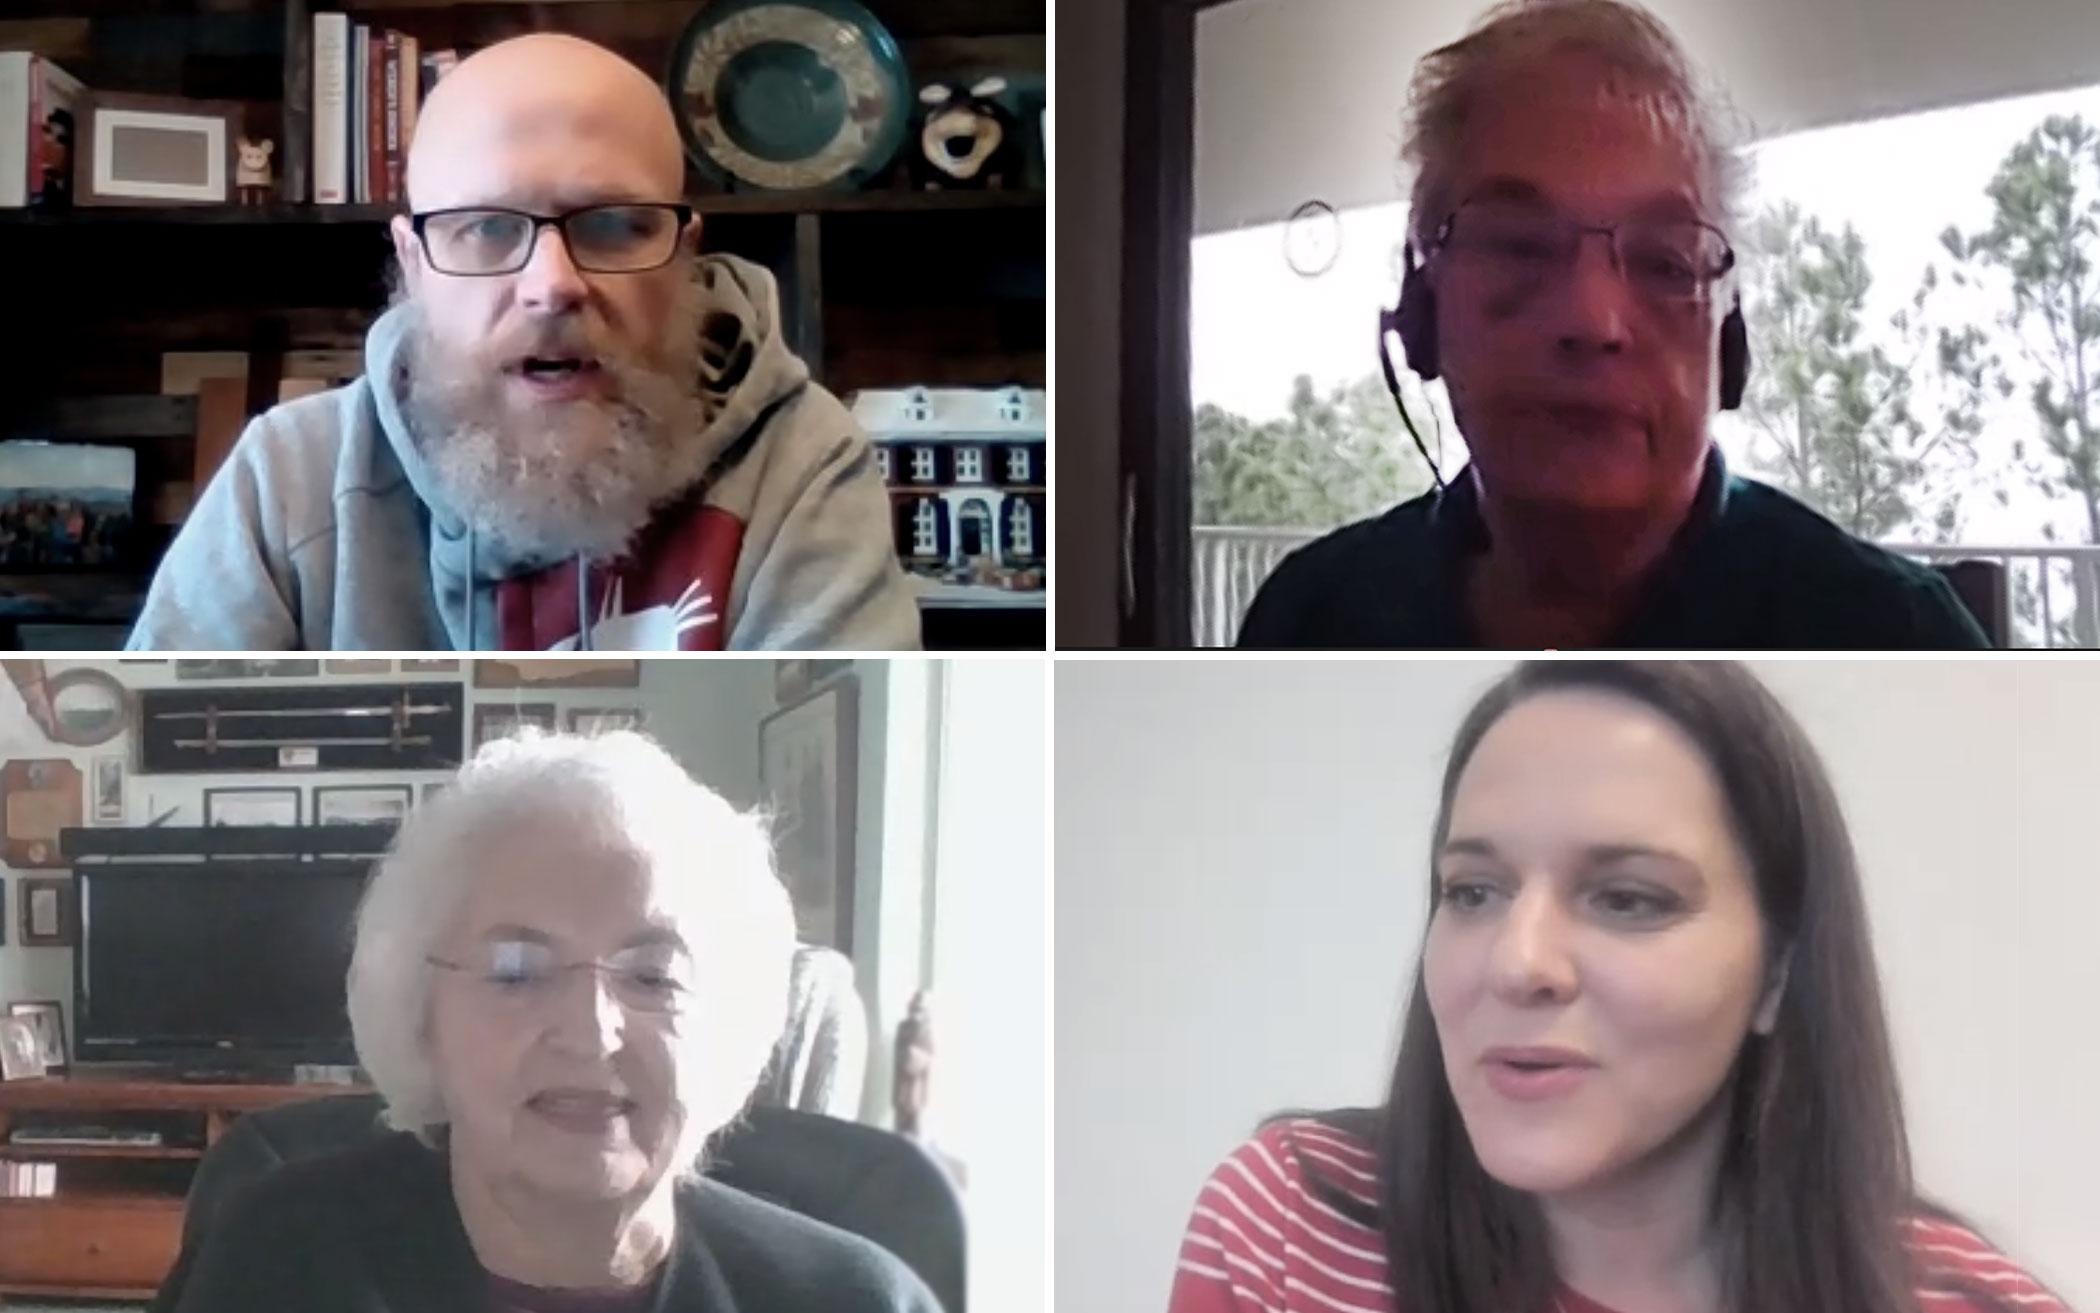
[{"x1": 957, "y1": 499, "x2": 994, "y2": 561}]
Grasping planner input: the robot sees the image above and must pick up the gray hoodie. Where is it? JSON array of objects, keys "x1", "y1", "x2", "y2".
[{"x1": 127, "y1": 254, "x2": 920, "y2": 651}]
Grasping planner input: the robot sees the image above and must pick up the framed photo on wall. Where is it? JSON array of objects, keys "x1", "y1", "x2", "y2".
[
  {"x1": 90, "y1": 754, "x2": 125, "y2": 824},
  {"x1": 475, "y1": 660, "x2": 639, "y2": 689},
  {"x1": 759, "y1": 677, "x2": 859, "y2": 952},
  {"x1": 568, "y1": 708, "x2": 644, "y2": 735},
  {"x1": 313, "y1": 785, "x2": 413, "y2": 827},
  {"x1": 18, "y1": 877, "x2": 71, "y2": 948},
  {"x1": 203, "y1": 786, "x2": 301, "y2": 827},
  {"x1": 473, "y1": 703, "x2": 558, "y2": 748}
]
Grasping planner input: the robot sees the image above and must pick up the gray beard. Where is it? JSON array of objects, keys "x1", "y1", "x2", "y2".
[{"x1": 395, "y1": 277, "x2": 713, "y2": 567}]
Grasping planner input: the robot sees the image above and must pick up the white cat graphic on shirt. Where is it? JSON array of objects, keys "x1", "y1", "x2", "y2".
[{"x1": 550, "y1": 578, "x2": 718, "y2": 651}]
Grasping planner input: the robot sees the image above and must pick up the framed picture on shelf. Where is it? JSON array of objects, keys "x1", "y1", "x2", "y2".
[
  {"x1": 313, "y1": 785, "x2": 414, "y2": 827},
  {"x1": 6, "y1": 1000, "x2": 67, "y2": 1072},
  {"x1": 473, "y1": 703, "x2": 558, "y2": 748},
  {"x1": 0, "y1": 1016, "x2": 45, "y2": 1082},
  {"x1": 75, "y1": 92, "x2": 247, "y2": 207},
  {"x1": 203, "y1": 786, "x2": 301, "y2": 828},
  {"x1": 759, "y1": 677, "x2": 859, "y2": 952},
  {"x1": 568, "y1": 708, "x2": 644, "y2": 735},
  {"x1": 18, "y1": 877, "x2": 71, "y2": 948},
  {"x1": 91, "y1": 754, "x2": 125, "y2": 824}
]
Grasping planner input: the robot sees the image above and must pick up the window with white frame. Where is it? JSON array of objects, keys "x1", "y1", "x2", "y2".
[
  {"x1": 1005, "y1": 446, "x2": 1032, "y2": 482},
  {"x1": 911, "y1": 447, "x2": 937, "y2": 483},
  {"x1": 911, "y1": 500, "x2": 941, "y2": 556},
  {"x1": 875, "y1": 447, "x2": 893, "y2": 481},
  {"x1": 1008, "y1": 499, "x2": 1035, "y2": 557},
  {"x1": 956, "y1": 446, "x2": 984, "y2": 484}
]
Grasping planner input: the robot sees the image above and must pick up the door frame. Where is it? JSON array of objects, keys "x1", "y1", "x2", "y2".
[{"x1": 1118, "y1": 0, "x2": 1235, "y2": 647}]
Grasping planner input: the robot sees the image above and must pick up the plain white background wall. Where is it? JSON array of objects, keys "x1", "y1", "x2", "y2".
[{"x1": 1055, "y1": 659, "x2": 2100, "y2": 1313}]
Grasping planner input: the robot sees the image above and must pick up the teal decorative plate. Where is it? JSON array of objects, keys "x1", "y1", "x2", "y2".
[{"x1": 668, "y1": 0, "x2": 911, "y2": 191}]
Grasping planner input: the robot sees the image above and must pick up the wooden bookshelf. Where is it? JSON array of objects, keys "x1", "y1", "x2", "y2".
[
  {"x1": 1, "y1": 0, "x2": 1047, "y2": 649},
  {"x1": 0, "y1": 1074, "x2": 370, "y2": 1300}
]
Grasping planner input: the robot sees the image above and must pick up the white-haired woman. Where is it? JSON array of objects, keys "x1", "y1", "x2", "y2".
[
  {"x1": 170, "y1": 731, "x2": 939, "y2": 1313},
  {"x1": 1235, "y1": 0, "x2": 1987, "y2": 650}
]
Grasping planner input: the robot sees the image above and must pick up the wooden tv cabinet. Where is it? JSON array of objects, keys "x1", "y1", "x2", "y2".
[{"x1": 0, "y1": 1072, "x2": 367, "y2": 1302}]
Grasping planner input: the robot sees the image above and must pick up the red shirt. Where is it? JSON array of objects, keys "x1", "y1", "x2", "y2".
[{"x1": 1169, "y1": 1118, "x2": 2068, "y2": 1313}]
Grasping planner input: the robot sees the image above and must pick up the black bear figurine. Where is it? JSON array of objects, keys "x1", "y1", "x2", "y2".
[{"x1": 910, "y1": 76, "x2": 1020, "y2": 190}]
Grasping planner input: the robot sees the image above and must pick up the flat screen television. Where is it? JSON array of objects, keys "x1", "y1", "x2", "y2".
[{"x1": 73, "y1": 860, "x2": 370, "y2": 1071}]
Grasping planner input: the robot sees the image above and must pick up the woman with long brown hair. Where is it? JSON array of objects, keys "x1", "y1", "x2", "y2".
[{"x1": 1167, "y1": 662, "x2": 2069, "y2": 1313}]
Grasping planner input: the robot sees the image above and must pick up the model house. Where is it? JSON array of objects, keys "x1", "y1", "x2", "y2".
[{"x1": 853, "y1": 386, "x2": 1048, "y2": 597}]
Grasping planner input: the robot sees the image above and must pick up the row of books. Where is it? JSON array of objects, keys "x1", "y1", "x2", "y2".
[
  {"x1": 0, "y1": 1160, "x2": 56, "y2": 1199},
  {"x1": 311, "y1": 13, "x2": 460, "y2": 206}
]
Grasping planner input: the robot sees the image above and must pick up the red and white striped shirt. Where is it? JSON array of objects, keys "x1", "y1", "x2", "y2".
[{"x1": 1169, "y1": 1118, "x2": 2069, "y2": 1313}]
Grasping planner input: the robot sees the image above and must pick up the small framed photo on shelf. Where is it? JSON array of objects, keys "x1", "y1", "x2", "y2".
[
  {"x1": 0, "y1": 1015, "x2": 46, "y2": 1082},
  {"x1": 18, "y1": 878, "x2": 71, "y2": 948},
  {"x1": 76, "y1": 92, "x2": 248, "y2": 207},
  {"x1": 313, "y1": 785, "x2": 414, "y2": 827},
  {"x1": 203, "y1": 786, "x2": 302, "y2": 828},
  {"x1": 6, "y1": 1001, "x2": 67, "y2": 1072},
  {"x1": 568, "y1": 708, "x2": 644, "y2": 735},
  {"x1": 473, "y1": 703, "x2": 558, "y2": 749}
]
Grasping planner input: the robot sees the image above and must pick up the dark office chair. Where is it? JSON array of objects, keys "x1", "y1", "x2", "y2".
[
  {"x1": 1932, "y1": 559, "x2": 2008, "y2": 648},
  {"x1": 150, "y1": 1094, "x2": 965, "y2": 1313}
]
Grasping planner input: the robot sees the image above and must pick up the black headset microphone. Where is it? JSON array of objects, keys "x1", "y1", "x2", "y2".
[{"x1": 1376, "y1": 240, "x2": 1754, "y2": 498}]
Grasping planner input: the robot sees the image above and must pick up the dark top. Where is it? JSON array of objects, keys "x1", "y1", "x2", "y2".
[
  {"x1": 167, "y1": 1131, "x2": 943, "y2": 1313},
  {"x1": 489, "y1": 1271, "x2": 660, "y2": 1313},
  {"x1": 1235, "y1": 449, "x2": 1992, "y2": 650}
]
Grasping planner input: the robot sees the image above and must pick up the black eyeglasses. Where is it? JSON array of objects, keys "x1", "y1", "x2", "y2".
[
  {"x1": 1430, "y1": 200, "x2": 1736, "y2": 305},
  {"x1": 408, "y1": 203, "x2": 695, "y2": 276}
]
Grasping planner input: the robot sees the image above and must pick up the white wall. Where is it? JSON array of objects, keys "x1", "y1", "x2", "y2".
[
  {"x1": 642, "y1": 656, "x2": 774, "y2": 806},
  {"x1": 935, "y1": 658, "x2": 1048, "y2": 1313},
  {"x1": 1054, "y1": 659, "x2": 2100, "y2": 1313}
]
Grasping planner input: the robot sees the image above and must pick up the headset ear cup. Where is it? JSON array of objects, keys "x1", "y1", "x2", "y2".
[
  {"x1": 1718, "y1": 303, "x2": 1749, "y2": 410},
  {"x1": 1397, "y1": 261, "x2": 1441, "y2": 382}
]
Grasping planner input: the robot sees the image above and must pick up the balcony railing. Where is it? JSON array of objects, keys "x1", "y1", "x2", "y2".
[{"x1": 1193, "y1": 526, "x2": 2100, "y2": 649}]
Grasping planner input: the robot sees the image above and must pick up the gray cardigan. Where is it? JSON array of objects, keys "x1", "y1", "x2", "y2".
[{"x1": 166, "y1": 1131, "x2": 941, "y2": 1313}]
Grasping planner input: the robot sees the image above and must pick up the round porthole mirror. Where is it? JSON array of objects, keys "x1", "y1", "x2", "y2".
[{"x1": 43, "y1": 668, "x2": 131, "y2": 747}]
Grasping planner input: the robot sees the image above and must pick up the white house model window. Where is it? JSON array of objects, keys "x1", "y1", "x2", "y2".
[
  {"x1": 875, "y1": 448, "x2": 893, "y2": 481},
  {"x1": 912, "y1": 500, "x2": 941, "y2": 556},
  {"x1": 1009, "y1": 500, "x2": 1035, "y2": 557},
  {"x1": 955, "y1": 446, "x2": 984, "y2": 484},
  {"x1": 1006, "y1": 446, "x2": 1031, "y2": 483},
  {"x1": 911, "y1": 447, "x2": 937, "y2": 483}
]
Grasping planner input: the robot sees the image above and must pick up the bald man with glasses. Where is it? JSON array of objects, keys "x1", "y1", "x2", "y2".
[
  {"x1": 1238, "y1": 0, "x2": 1988, "y2": 650},
  {"x1": 131, "y1": 33, "x2": 919, "y2": 651}
]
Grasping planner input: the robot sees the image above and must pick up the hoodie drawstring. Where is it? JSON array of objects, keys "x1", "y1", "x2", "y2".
[
  {"x1": 465, "y1": 528, "x2": 478, "y2": 652},
  {"x1": 575, "y1": 554, "x2": 591, "y2": 652}
]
